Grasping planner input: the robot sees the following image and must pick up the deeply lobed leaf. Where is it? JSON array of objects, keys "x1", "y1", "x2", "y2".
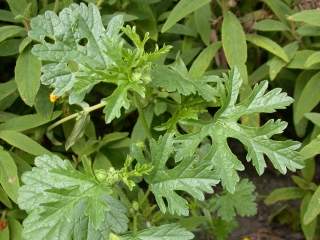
[
  {"x1": 18, "y1": 154, "x2": 128, "y2": 240},
  {"x1": 213, "y1": 179, "x2": 257, "y2": 221},
  {"x1": 175, "y1": 68, "x2": 303, "y2": 192},
  {"x1": 140, "y1": 134, "x2": 219, "y2": 216}
]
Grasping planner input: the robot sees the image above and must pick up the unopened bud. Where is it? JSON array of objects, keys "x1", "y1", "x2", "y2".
[{"x1": 49, "y1": 93, "x2": 59, "y2": 103}]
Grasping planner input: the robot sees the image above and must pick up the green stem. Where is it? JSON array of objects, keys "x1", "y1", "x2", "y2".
[
  {"x1": 0, "y1": 210, "x2": 6, "y2": 219},
  {"x1": 217, "y1": 0, "x2": 229, "y2": 14},
  {"x1": 134, "y1": 94, "x2": 152, "y2": 139},
  {"x1": 42, "y1": 0, "x2": 48, "y2": 8},
  {"x1": 53, "y1": 0, "x2": 59, "y2": 12},
  {"x1": 48, "y1": 101, "x2": 106, "y2": 131},
  {"x1": 133, "y1": 215, "x2": 138, "y2": 234},
  {"x1": 22, "y1": 19, "x2": 30, "y2": 31},
  {"x1": 140, "y1": 187, "x2": 151, "y2": 206},
  {"x1": 96, "y1": 0, "x2": 105, "y2": 7}
]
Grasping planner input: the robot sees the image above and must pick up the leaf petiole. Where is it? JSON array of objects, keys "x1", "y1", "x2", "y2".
[{"x1": 47, "y1": 101, "x2": 107, "y2": 131}]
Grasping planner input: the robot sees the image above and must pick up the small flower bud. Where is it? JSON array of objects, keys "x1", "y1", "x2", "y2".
[
  {"x1": 49, "y1": 93, "x2": 59, "y2": 103},
  {"x1": 94, "y1": 169, "x2": 108, "y2": 182}
]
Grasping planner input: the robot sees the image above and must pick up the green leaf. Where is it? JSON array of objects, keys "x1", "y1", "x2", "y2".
[
  {"x1": 297, "y1": 25, "x2": 320, "y2": 36},
  {"x1": 213, "y1": 179, "x2": 257, "y2": 221},
  {"x1": 0, "y1": 186, "x2": 12, "y2": 208},
  {"x1": 121, "y1": 224, "x2": 194, "y2": 240},
  {"x1": 29, "y1": 3, "x2": 168, "y2": 123},
  {"x1": 65, "y1": 111, "x2": 90, "y2": 150},
  {"x1": 305, "y1": 112, "x2": 320, "y2": 127},
  {"x1": 18, "y1": 37, "x2": 32, "y2": 53},
  {"x1": 0, "y1": 130, "x2": 50, "y2": 155},
  {"x1": 302, "y1": 158, "x2": 316, "y2": 183},
  {"x1": 288, "y1": 10, "x2": 320, "y2": 27},
  {"x1": 165, "y1": 24, "x2": 197, "y2": 37},
  {"x1": 131, "y1": 105, "x2": 153, "y2": 142},
  {"x1": 15, "y1": 48, "x2": 41, "y2": 106},
  {"x1": 0, "y1": 111, "x2": 61, "y2": 131},
  {"x1": 294, "y1": 72, "x2": 320, "y2": 123},
  {"x1": 0, "y1": 26, "x2": 25, "y2": 44},
  {"x1": 103, "y1": 85, "x2": 131, "y2": 124},
  {"x1": 222, "y1": 11, "x2": 247, "y2": 66},
  {"x1": 145, "y1": 134, "x2": 219, "y2": 216},
  {"x1": 287, "y1": 50, "x2": 320, "y2": 69},
  {"x1": 267, "y1": 41, "x2": 299, "y2": 80},
  {"x1": 0, "y1": 112, "x2": 17, "y2": 123},
  {"x1": 18, "y1": 154, "x2": 128, "y2": 240},
  {"x1": 305, "y1": 51, "x2": 320, "y2": 67},
  {"x1": 263, "y1": 0, "x2": 292, "y2": 25},
  {"x1": 293, "y1": 71, "x2": 313, "y2": 137},
  {"x1": 161, "y1": 0, "x2": 210, "y2": 33},
  {"x1": 131, "y1": 1, "x2": 158, "y2": 40},
  {"x1": 229, "y1": 120, "x2": 301, "y2": 175},
  {"x1": 0, "y1": 224, "x2": 9, "y2": 240},
  {"x1": 175, "y1": 68, "x2": 302, "y2": 192},
  {"x1": 246, "y1": 34, "x2": 289, "y2": 62},
  {"x1": 0, "y1": 80, "x2": 17, "y2": 102},
  {"x1": 28, "y1": 3, "x2": 122, "y2": 103},
  {"x1": 189, "y1": 42, "x2": 222, "y2": 78},
  {"x1": 304, "y1": 186, "x2": 320, "y2": 224},
  {"x1": 253, "y1": 19, "x2": 289, "y2": 32},
  {"x1": 177, "y1": 216, "x2": 206, "y2": 231},
  {"x1": 0, "y1": 39, "x2": 21, "y2": 57},
  {"x1": 151, "y1": 59, "x2": 220, "y2": 102},
  {"x1": 265, "y1": 187, "x2": 305, "y2": 205},
  {"x1": 211, "y1": 218, "x2": 238, "y2": 240},
  {"x1": 0, "y1": 149, "x2": 19, "y2": 202},
  {"x1": 8, "y1": 218, "x2": 23, "y2": 240},
  {"x1": 0, "y1": 10, "x2": 20, "y2": 23},
  {"x1": 300, "y1": 194, "x2": 317, "y2": 240},
  {"x1": 291, "y1": 176, "x2": 314, "y2": 190},
  {"x1": 194, "y1": 3, "x2": 212, "y2": 45},
  {"x1": 6, "y1": 0, "x2": 28, "y2": 17},
  {"x1": 26, "y1": 0, "x2": 38, "y2": 17},
  {"x1": 34, "y1": 86, "x2": 54, "y2": 118},
  {"x1": 300, "y1": 135, "x2": 320, "y2": 160}
]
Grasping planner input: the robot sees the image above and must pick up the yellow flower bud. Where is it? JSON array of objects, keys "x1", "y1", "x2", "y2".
[{"x1": 49, "y1": 93, "x2": 59, "y2": 103}]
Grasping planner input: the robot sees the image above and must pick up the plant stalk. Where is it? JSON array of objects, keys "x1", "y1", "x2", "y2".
[{"x1": 48, "y1": 101, "x2": 106, "y2": 131}]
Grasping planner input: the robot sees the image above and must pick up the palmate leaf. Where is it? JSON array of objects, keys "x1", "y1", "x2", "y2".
[
  {"x1": 175, "y1": 68, "x2": 303, "y2": 192},
  {"x1": 142, "y1": 134, "x2": 219, "y2": 216},
  {"x1": 121, "y1": 224, "x2": 194, "y2": 240},
  {"x1": 213, "y1": 179, "x2": 257, "y2": 221},
  {"x1": 18, "y1": 155, "x2": 128, "y2": 240}
]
